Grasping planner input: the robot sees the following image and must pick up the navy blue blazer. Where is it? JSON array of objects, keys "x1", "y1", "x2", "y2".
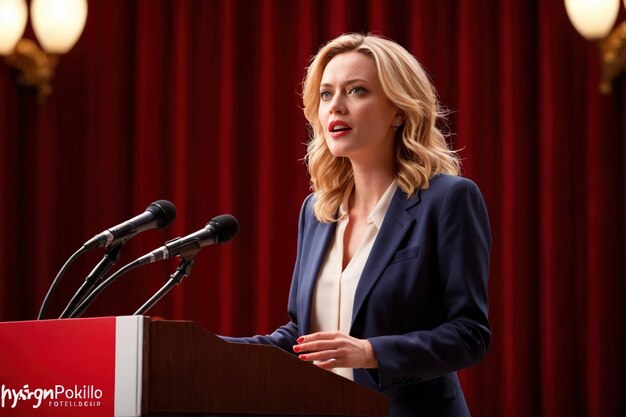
[{"x1": 227, "y1": 174, "x2": 491, "y2": 417}]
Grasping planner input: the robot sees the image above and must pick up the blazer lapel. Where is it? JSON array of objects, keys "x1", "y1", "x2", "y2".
[
  {"x1": 299, "y1": 220, "x2": 335, "y2": 335},
  {"x1": 351, "y1": 188, "x2": 421, "y2": 328}
]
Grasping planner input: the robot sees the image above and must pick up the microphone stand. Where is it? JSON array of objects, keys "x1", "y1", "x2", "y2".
[
  {"x1": 68, "y1": 257, "x2": 144, "y2": 318},
  {"x1": 133, "y1": 257, "x2": 195, "y2": 316},
  {"x1": 59, "y1": 244, "x2": 123, "y2": 319}
]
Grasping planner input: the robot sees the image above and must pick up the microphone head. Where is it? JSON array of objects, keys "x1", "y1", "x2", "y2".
[
  {"x1": 146, "y1": 200, "x2": 177, "y2": 229},
  {"x1": 208, "y1": 214, "x2": 239, "y2": 243}
]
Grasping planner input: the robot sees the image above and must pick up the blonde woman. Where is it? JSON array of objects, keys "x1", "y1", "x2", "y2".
[{"x1": 226, "y1": 33, "x2": 491, "y2": 417}]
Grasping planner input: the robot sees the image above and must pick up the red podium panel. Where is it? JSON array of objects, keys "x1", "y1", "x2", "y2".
[
  {"x1": 0, "y1": 317, "x2": 146, "y2": 417},
  {"x1": 1, "y1": 317, "x2": 115, "y2": 416},
  {"x1": 0, "y1": 317, "x2": 388, "y2": 417}
]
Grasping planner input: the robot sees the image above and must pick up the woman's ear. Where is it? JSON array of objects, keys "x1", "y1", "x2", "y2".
[
  {"x1": 392, "y1": 113, "x2": 405, "y2": 127},
  {"x1": 392, "y1": 107, "x2": 407, "y2": 126}
]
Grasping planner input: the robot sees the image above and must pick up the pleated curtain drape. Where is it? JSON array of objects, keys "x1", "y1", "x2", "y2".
[{"x1": 0, "y1": 1, "x2": 623, "y2": 416}]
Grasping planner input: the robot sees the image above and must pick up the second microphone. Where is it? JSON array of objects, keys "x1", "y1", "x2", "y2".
[{"x1": 134, "y1": 214, "x2": 239, "y2": 265}]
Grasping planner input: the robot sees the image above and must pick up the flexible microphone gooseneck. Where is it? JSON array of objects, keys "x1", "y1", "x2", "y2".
[
  {"x1": 38, "y1": 200, "x2": 176, "y2": 320},
  {"x1": 69, "y1": 214, "x2": 239, "y2": 318},
  {"x1": 57, "y1": 243, "x2": 123, "y2": 319}
]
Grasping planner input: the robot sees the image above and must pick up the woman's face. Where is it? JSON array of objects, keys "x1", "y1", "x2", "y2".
[{"x1": 318, "y1": 51, "x2": 400, "y2": 164}]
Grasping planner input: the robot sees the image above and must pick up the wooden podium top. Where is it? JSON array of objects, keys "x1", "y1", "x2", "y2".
[{"x1": 148, "y1": 320, "x2": 388, "y2": 417}]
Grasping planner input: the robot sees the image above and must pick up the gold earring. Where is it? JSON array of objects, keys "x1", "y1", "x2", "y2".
[{"x1": 392, "y1": 117, "x2": 404, "y2": 127}]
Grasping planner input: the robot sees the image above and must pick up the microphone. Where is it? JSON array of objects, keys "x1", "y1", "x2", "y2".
[
  {"x1": 82, "y1": 200, "x2": 177, "y2": 250},
  {"x1": 39, "y1": 200, "x2": 176, "y2": 320},
  {"x1": 135, "y1": 214, "x2": 239, "y2": 265},
  {"x1": 132, "y1": 214, "x2": 240, "y2": 315},
  {"x1": 67, "y1": 214, "x2": 239, "y2": 318}
]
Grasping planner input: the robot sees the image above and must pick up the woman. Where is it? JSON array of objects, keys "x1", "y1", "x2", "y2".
[{"x1": 226, "y1": 33, "x2": 491, "y2": 417}]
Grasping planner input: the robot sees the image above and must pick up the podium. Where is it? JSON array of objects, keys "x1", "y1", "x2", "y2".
[{"x1": 0, "y1": 317, "x2": 388, "y2": 417}]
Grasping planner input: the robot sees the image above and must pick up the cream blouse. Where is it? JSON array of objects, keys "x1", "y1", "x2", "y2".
[{"x1": 310, "y1": 179, "x2": 398, "y2": 380}]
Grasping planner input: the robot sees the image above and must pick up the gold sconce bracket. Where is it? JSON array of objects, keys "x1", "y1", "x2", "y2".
[
  {"x1": 5, "y1": 38, "x2": 58, "y2": 104},
  {"x1": 599, "y1": 21, "x2": 626, "y2": 94}
]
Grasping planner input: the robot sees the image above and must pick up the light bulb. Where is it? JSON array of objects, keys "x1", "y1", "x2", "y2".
[
  {"x1": 31, "y1": 0, "x2": 88, "y2": 54},
  {"x1": 0, "y1": 0, "x2": 28, "y2": 55},
  {"x1": 565, "y1": 0, "x2": 620, "y2": 40}
]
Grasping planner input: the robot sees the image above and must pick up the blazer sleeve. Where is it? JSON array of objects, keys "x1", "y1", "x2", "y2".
[
  {"x1": 220, "y1": 194, "x2": 314, "y2": 351},
  {"x1": 367, "y1": 178, "x2": 491, "y2": 390}
]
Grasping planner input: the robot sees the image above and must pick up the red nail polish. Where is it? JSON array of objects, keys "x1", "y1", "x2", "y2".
[
  {"x1": 300, "y1": 354, "x2": 307, "y2": 360},
  {"x1": 297, "y1": 336, "x2": 304, "y2": 343},
  {"x1": 293, "y1": 345, "x2": 300, "y2": 352}
]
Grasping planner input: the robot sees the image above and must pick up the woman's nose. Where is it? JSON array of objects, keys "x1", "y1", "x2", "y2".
[{"x1": 329, "y1": 96, "x2": 346, "y2": 114}]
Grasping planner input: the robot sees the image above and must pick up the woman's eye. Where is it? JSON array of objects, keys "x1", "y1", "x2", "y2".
[
  {"x1": 320, "y1": 91, "x2": 332, "y2": 101},
  {"x1": 348, "y1": 87, "x2": 366, "y2": 95}
]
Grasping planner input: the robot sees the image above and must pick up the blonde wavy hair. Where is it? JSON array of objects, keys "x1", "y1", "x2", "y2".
[{"x1": 303, "y1": 33, "x2": 460, "y2": 222}]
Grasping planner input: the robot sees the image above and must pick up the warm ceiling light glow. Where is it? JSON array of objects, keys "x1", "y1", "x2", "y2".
[
  {"x1": 565, "y1": 0, "x2": 620, "y2": 40},
  {"x1": 0, "y1": 0, "x2": 28, "y2": 55},
  {"x1": 31, "y1": 0, "x2": 88, "y2": 54}
]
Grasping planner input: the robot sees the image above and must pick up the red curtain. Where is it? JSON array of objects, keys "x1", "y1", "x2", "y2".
[{"x1": 0, "y1": 1, "x2": 623, "y2": 416}]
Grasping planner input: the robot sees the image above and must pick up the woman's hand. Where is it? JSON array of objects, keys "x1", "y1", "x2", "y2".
[{"x1": 293, "y1": 331, "x2": 378, "y2": 369}]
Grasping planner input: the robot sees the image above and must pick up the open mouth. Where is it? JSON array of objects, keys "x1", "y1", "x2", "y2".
[{"x1": 329, "y1": 120, "x2": 352, "y2": 133}]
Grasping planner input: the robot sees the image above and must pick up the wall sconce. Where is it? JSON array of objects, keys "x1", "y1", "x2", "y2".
[
  {"x1": 0, "y1": 0, "x2": 87, "y2": 104},
  {"x1": 565, "y1": 0, "x2": 626, "y2": 94}
]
